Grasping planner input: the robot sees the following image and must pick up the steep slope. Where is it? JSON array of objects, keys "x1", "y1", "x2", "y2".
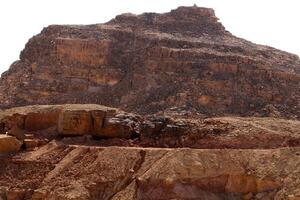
[{"x1": 0, "y1": 6, "x2": 299, "y2": 119}]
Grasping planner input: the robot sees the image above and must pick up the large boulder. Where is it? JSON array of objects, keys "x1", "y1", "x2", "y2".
[
  {"x1": 0, "y1": 135, "x2": 22, "y2": 153},
  {"x1": 58, "y1": 110, "x2": 92, "y2": 136},
  {"x1": 57, "y1": 108, "x2": 139, "y2": 138},
  {"x1": 57, "y1": 104, "x2": 118, "y2": 136}
]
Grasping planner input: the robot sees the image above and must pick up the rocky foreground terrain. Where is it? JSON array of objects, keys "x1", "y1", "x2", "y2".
[{"x1": 0, "y1": 6, "x2": 299, "y2": 200}]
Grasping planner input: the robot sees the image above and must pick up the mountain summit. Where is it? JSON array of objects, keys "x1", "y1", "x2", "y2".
[{"x1": 0, "y1": 6, "x2": 299, "y2": 119}]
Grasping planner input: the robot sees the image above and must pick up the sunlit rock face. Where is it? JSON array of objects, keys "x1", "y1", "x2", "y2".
[{"x1": 0, "y1": 6, "x2": 299, "y2": 119}]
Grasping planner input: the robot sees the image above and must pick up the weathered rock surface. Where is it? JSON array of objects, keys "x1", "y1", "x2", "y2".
[
  {"x1": 0, "y1": 105, "x2": 299, "y2": 199},
  {"x1": 0, "y1": 5, "x2": 300, "y2": 200},
  {"x1": 0, "y1": 6, "x2": 299, "y2": 119},
  {"x1": 0, "y1": 142, "x2": 299, "y2": 199},
  {"x1": 0, "y1": 104, "x2": 299, "y2": 149}
]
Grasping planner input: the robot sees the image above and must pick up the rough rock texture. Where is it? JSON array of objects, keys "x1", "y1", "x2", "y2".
[
  {"x1": 0, "y1": 142, "x2": 299, "y2": 200},
  {"x1": 0, "y1": 6, "x2": 299, "y2": 119},
  {"x1": 0, "y1": 104, "x2": 299, "y2": 149},
  {"x1": 0, "y1": 5, "x2": 300, "y2": 200}
]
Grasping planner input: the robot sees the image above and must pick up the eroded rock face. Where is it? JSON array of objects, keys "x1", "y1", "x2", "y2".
[
  {"x1": 0, "y1": 6, "x2": 299, "y2": 119},
  {"x1": 0, "y1": 105, "x2": 299, "y2": 199},
  {"x1": 0, "y1": 104, "x2": 300, "y2": 149},
  {"x1": 0, "y1": 5, "x2": 299, "y2": 200},
  {"x1": 0, "y1": 142, "x2": 299, "y2": 199}
]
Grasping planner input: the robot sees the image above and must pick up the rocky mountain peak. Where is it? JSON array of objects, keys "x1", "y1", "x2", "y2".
[
  {"x1": 108, "y1": 6, "x2": 228, "y2": 36},
  {"x1": 0, "y1": 7, "x2": 299, "y2": 119},
  {"x1": 0, "y1": 6, "x2": 300, "y2": 199}
]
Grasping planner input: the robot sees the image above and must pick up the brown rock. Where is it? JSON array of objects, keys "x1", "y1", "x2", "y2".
[
  {"x1": 0, "y1": 142, "x2": 299, "y2": 199},
  {"x1": 93, "y1": 112, "x2": 140, "y2": 139},
  {"x1": 31, "y1": 189, "x2": 48, "y2": 200},
  {"x1": 0, "y1": 6, "x2": 298, "y2": 119},
  {"x1": 225, "y1": 175, "x2": 257, "y2": 194},
  {"x1": 7, "y1": 126, "x2": 26, "y2": 142},
  {"x1": 90, "y1": 110, "x2": 106, "y2": 132},
  {"x1": 58, "y1": 110, "x2": 92, "y2": 136},
  {"x1": 1, "y1": 114, "x2": 25, "y2": 130},
  {"x1": 0, "y1": 7, "x2": 298, "y2": 200},
  {"x1": 0, "y1": 135, "x2": 22, "y2": 153},
  {"x1": 256, "y1": 179, "x2": 281, "y2": 193},
  {"x1": 6, "y1": 189, "x2": 26, "y2": 200},
  {"x1": 24, "y1": 139, "x2": 40, "y2": 150},
  {"x1": 0, "y1": 104, "x2": 299, "y2": 149},
  {"x1": 24, "y1": 111, "x2": 59, "y2": 131}
]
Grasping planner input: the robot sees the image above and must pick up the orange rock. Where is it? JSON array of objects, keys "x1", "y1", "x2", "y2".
[
  {"x1": 24, "y1": 111, "x2": 59, "y2": 131},
  {"x1": 225, "y1": 175, "x2": 257, "y2": 194},
  {"x1": 256, "y1": 179, "x2": 280, "y2": 193},
  {"x1": 90, "y1": 110, "x2": 107, "y2": 134},
  {"x1": 58, "y1": 110, "x2": 92, "y2": 136},
  {"x1": 0, "y1": 135, "x2": 22, "y2": 153}
]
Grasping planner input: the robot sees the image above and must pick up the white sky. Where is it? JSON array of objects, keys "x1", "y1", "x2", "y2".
[{"x1": 0, "y1": 0, "x2": 299, "y2": 73}]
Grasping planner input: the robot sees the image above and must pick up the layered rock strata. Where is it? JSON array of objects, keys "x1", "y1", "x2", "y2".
[
  {"x1": 0, "y1": 104, "x2": 299, "y2": 150},
  {"x1": 0, "y1": 6, "x2": 299, "y2": 119},
  {"x1": 0, "y1": 5, "x2": 300, "y2": 200}
]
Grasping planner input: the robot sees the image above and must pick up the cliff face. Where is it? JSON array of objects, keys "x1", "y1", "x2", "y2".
[{"x1": 0, "y1": 6, "x2": 299, "y2": 118}]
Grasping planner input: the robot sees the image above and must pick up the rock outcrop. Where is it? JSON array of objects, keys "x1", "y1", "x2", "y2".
[
  {"x1": 0, "y1": 142, "x2": 299, "y2": 199},
  {"x1": 0, "y1": 6, "x2": 299, "y2": 119},
  {"x1": 0, "y1": 104, "x2": 299, "y2": 150},
  {"x1": 0, "y1": 5, "x2": 300, "y2": 200}
]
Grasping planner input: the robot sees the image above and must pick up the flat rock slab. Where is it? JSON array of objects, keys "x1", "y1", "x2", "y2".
[{"x1": 0, "y1": 134, "x2": 22, "y2": 153}]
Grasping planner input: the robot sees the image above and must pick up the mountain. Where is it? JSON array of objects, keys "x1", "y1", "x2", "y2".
[
  {"x1": 0, "y1": 6, "x2": 299, "y2": 200},
  {"x1": 0, "y1": 6, "x2": 299, "y2": 118}
]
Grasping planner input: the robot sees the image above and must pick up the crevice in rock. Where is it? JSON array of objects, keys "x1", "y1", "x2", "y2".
[{"x1": 108, "y1": 149, "x2": 146, "y2": 200}]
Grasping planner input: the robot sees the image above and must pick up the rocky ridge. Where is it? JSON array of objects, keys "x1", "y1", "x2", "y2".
[{"x1": 0, "y1": 6, "x2": 299, "y2": 118}]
